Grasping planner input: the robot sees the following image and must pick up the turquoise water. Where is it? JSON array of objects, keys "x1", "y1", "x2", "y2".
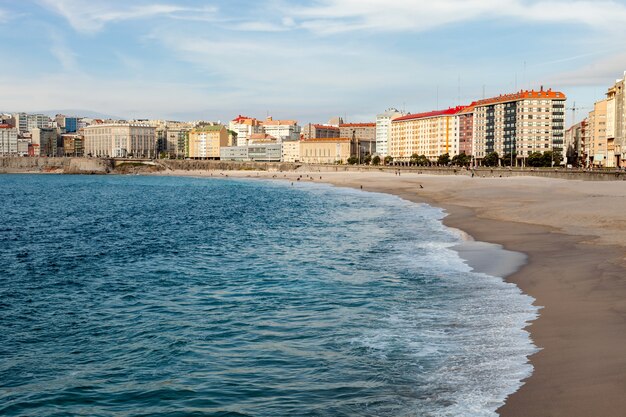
[{"x1": 0, "y1": 175, "x2": 537, "y2": 416}]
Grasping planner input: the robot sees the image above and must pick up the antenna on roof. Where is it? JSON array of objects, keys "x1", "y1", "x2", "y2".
[{"x1": 436, "y1": 85, "x2": 439, "y2": 109}]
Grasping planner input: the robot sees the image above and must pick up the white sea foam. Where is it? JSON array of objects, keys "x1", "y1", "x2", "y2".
[{"x1": 282, "y1": 181, "x2": 539, "y2": 417}]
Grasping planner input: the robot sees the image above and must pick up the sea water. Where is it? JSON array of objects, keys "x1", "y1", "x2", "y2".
[{"x1": 0, "y1": 175, "x2": 538, "y2": 417}]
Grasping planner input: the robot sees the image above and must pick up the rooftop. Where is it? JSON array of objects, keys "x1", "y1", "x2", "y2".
[
  {"x1": 392, "y1": 106, "x2": 467, "y2": 122},
  {"x1": 339, "y1": 123, "x2": 376, "y2": 128},
  {"x1": 473, "y1": 88, "x2": 566, "y2": 107}
]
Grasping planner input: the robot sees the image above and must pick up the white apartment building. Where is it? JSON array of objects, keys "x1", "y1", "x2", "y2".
[
  {"x1": 262, "y1": 117, "x2": 301, "y2": 142},
  {"x1": 376, "y1": 108, "x2": 405, "y2": 157},
  {"x1": 229, "y1": 115, "x2": 262, "y2": 147},
  {"x1": 84, "y1": 123, "x2": 156, "y2": 158},
  {"x1": 0, "y1": 125, "x2": 18, "y2": 156}
]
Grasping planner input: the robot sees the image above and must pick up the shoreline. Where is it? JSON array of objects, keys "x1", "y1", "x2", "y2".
[
  {"x1": 4, "y1": 170, "x2": 626, "y2": 416},
  {"x1": 153, "y1": 169, "x2": 626, "y2": 417}
]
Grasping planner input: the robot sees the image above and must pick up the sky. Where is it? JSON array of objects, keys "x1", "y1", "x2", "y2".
[{"x1": 1, "y1": 0, "x2": 625, "y2": 125}]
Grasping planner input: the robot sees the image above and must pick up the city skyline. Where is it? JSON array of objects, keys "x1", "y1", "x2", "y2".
[{"x1": 1, "y1": 0, "x2": 626, "y2": 123}]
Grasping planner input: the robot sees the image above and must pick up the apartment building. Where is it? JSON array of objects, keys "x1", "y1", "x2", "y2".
[
  {"x1": 229, "y1": 115, "x2": 262, "y2": 147},
  {"x1": 300, "y1": 138, "x2": 354, "y2": 164},
  {"x1": 14, "y1": 113, "x2": 51, "y2": 133},
  {"x1": 31, "y1": 127, "x2": 59, "y2": 157},
  {"x1": 282, "y1": 140, "x2": 301, "y2": 162},
  {"x1": 457, "y1": 105, "x2": 474, "y2": 156},
  {"x1": 376, "y1": 108, "x2": 406, "y2": 157},
  {"x1": 0, "y1": 125, "x2": 18, "y2": 156},
  {"x1": 262, "y1": 117, "x2": 301, "y2": 142},
  {"x1": 390, "y1": 107, "x2": 463, "y2": 162},
  {"x1": 472, "y1": 88, "x2": 566, "y2": 165},
  {"x1": 188, "y1": 125, "x2": 228, "y2": 159},
  {"x1": 84, "y1": 123, "x2": 156, "y2": 158}
]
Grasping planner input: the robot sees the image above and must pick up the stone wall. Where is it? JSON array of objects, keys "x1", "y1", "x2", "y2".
[{"x1": 0, "y1": 157, "x2": 113, "y2": 174}]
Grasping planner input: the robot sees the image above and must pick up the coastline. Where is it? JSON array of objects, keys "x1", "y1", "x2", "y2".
[
  {"x1": 5, "y1": 169, "x2": 626, "y2": 416},
  {"x1": 152, "y1": 169, "x2": 626, "y2": 417}
]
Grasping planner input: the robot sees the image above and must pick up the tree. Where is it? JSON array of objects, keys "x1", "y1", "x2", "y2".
[
  {"x1": 501, "y1": 153, "x2": 517, "y2": 167},
  {"x1": 437, "y1": 153, "x2": 451, "y2": 166},
  {"x1": 451, "y1": 153, "x2": 471, "y2": 166},
  {"x1": 372, "y1": 155, "x2": 381, "y2": 166},
  {"x1": 384, "y1": 155, "x2": 394, "y2": 165},
  {"x1": 526, "y1": 152, "x2": 544, "y2": 167},
  {"x1": 542, "y1": 150, "x2": 562, "y2": 167},
  {"x1": 347, "y1": 156, "x2": 359, "y2": 165},
  {"x1": 409, "y1": 153, "x2": 420, "y2": 165},
  {"x1": 482, "y1": 152, "x2": 499, "y2": 167},
  {"x1": 417, "y1": 155, "x2": 430, "y2": 166},
  {"x1": 363, "y1": 153, "x2": 372, "y2": 165}
]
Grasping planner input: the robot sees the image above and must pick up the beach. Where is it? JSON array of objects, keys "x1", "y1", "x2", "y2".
[{"x1": 157, "y1": 169, "x2": 626, "y2": 417}]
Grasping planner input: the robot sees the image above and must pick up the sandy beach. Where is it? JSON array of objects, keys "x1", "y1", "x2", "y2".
[{"x1": 157, "y1": 168, "x2": 626, "y2": 417}]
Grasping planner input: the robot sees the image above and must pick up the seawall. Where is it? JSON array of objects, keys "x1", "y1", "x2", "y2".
[{"x1": 1, "y1": 157, "x2": 625, "y2": 181}]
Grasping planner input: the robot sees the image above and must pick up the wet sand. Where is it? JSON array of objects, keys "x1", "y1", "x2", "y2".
[{"x1": 157, "y1": 169, "x2": 626, "y2": 417}]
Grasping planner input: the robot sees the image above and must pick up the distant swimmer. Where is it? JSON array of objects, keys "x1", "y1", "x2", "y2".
[
  {"x1": 420, "y1": 184, "x2": 424, "y2": 189},
  {"x1": 360, "y1": 185, "x2": 363, "y2": 190}
]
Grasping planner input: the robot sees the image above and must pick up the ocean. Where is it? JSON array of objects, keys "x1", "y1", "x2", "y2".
[{"x1": 0, "y1": 174, "x2": 537, "y2": 417}]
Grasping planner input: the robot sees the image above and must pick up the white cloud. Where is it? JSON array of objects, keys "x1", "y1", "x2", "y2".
[
  {"x1": 49, "y1": 31, "x2": 79, "y2": 71},
  {"x1": 0, "y1": 8, "x2": 8, "y2": 23},
  {"x1": 289, "y1": 0, "x2": 626, "y2": 34},
  {"x1": 37, "y1": 0, "x2": 218, "y2": 33},
  {"x1": 547, "y1": 53, "x2": 626, "y2": 87}
]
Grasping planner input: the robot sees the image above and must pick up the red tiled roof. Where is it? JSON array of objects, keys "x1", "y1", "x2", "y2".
[
  {"x1": 0, "y1": 124, "x2": 13, "y2": 129},
  {"x1": 473, "y1": 89, "x2": 566, "y2": 107},
  {"x1": 392, "y1": 106, "x2": 467, "y2": 122},
  {"x1": 302, "y1": 137, "x2": 351, "y2": 142},
  {"x1": 311, "y1": 124, "x2": 339, "y2": 130},
  {"x1": 231, "y1": 115, "x2": 259, "y2": 123},
  {"x1": 339, "y1": 123, "x2": 375, "y2": 128}
]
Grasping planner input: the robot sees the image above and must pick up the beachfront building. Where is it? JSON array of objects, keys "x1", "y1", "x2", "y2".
[
  {"x1": 154, "y1": 121, "x2": 194, "y2": 158},
  {"x1": 472, "y1": 88, "x2": 566, "y2": 165},
  {"x1": 457, "y1": 105, "x2": 474, "y2": 156},
  {"x1": 31, "y1": 127, "x2": 59, "y2": 157},
  {"x1": 300, "y1": 138, "x2": 355, "y2": 164},
  {"x1": 587, "y1": 99, "x2": 612, "y2": 167},
  {"x1": 229, "y1": 115, "x2": 263, "y2": 147},
  {"x1": 188, "y1": 125, "x2": 228, "y2": 159},
  {"x1": 261, "y1": 117, "x2": 301, "y2": 142},
  {"x1": 302, "y1": 124, "x2": 340, "y2": 139},
  {"x1": 0, "y1": 125, "x2": 18, "y2": 156},
  {"x1": 282, "y1": 140, "x2": 301, "y2": 162},
  {"x1": 376, "y1": 108, "x2": 406, "y2": 157},
  {"x1": 564, "y1": 119, "x2": 589, "y2": 167},
  {"x1": 389, "y1": 107, "x2": 463, "y2": 162},
  {"x1": 339, "y1": 123, "x2": 377, "y2": 155},
  {"x1": 84, "y1": 123, "x2": 156, "y2": 158},
  {"x1": 607, "y1": 72, "x2": 625, "y2": 167}
]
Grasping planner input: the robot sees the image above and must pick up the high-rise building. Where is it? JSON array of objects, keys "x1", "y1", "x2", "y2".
[
  {"x1": 472, "y1": 88, "x2": 566, "y2": 165},
  {"x1": 0, "y1": 125, "x2": 18, "y2": 156},
  {"x1": 84, "y1": 123, "x2": 156, "y2": 158},
  {"x1": 587, "y1": 99, "x2": 611, "y2": 167},
  {"x1": 64, "y1": 117, "x2": 78, "y2": 133},
  {"x1": 606, "y1": 72, "x2": 625, "y2": 167},
  {"x1": 376, "y1": 109, "x2": 406, "y2": 157}
]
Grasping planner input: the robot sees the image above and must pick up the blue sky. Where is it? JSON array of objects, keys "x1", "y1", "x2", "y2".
[{"x1": 1, "y1": 0, "x2": 625, "y2": 124}]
